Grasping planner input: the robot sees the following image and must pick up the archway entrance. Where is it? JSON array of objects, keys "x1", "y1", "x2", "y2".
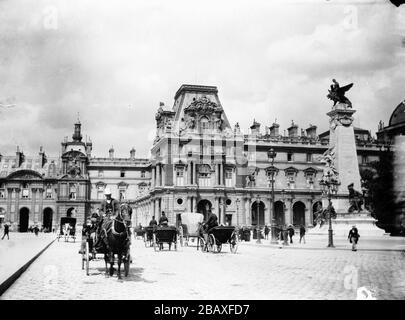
[
  {"x1": 197, "y1": 200, "x2": 212, "y2": 221},
  {"x1": 43, "y1": 208, "x2": 53, "y2": 232},
  {"x1": 293, "y1": 201, "x2": 306, "y2": 226},
  {"x1": 274, "y1": 201, "x2": 285, "y2": 227},
  {"x1": 251, "y1": 201, "x2": 265, "y2": 226},
  {"x1": 19, "y1": 207, "x2": 29, "y2": 232},
  {"x1": 67, "y1": 207, "x2": 75, "y2": 217},
  {"x1": 312, "y1": 201, "x2": 322, "y2": 226}
]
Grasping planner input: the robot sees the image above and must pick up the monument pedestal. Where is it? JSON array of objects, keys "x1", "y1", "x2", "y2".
[{"x1": 309, "y1": 211, "x2": 387, "y2": 237}]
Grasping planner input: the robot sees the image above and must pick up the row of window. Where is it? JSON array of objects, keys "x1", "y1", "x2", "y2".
[
  {"x1": 248, "y1": 152, "x2": 314, "y2": 162},
  {"x1": 0, "y1": 188, "x2": 54, "y2": 199},
  {"x1": 97, "y1": 170, "x2": 146, "y2": 178}
]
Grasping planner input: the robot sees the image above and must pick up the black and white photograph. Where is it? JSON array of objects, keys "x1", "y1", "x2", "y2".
[{"x1": 0, "y1": 0, "x2": 404, "y2": 306}]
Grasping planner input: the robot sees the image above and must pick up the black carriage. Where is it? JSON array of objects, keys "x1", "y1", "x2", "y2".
[
  {"x1": 133, "y1": 226, "x2": 145, "y2": 239},
  {"x1": 199, "y1": 226, "x2": 238, "y2": 254},
  {"x1": 153, "y1": 226, "x2": 178, "y2": 251},
  {"x1": 57, "y1": 217, "x2": 76, "y2": 242},
  {"x1": 143, "y1": 226, "x2": 155, "y2": 247}
]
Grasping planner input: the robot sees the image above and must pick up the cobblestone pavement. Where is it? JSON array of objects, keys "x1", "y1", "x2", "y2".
[
  {"x1": 0, "y1": 233, "x2": 55, "y2": 285},
  {"x1": 1, "y1": 237, "x2": 405, "y2": 300}
]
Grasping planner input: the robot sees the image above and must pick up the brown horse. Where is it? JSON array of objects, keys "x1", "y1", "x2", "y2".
[{"x1": 102, "y1": 204, "x2": 132, "y2": 279}]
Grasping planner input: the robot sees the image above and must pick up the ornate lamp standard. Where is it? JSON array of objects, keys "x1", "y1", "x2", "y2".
[
  {"x1": 256, "y1": 196, "x2": 262, "y2": 244},
  {"x1": 267, "y1": 148, "x2": 278, "y2": 243},
  {"x1": 319, "y1": 172, "x2": 340, "y2": 248}
]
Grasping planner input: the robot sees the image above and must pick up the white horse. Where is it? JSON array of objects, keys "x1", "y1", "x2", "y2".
[{"x1": 63, "y1": 223, "x2": 71, "y2": 241}]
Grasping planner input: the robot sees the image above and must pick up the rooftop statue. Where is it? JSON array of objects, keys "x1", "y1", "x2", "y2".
[{"x1": 327, "y1": 79, "x2": 353, "y2": 108}]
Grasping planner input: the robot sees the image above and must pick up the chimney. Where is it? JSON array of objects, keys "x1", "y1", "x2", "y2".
[
  {"x1": 269, "y1": 122, "x2": 280, "y2": 137},
  {"x1": 39, "y1": 146, "x2": 47, "y2": 167},
  {"x1": 130, "y1": 147, "x2": 136, "y2": 160},
  {"x1": 72, "y1": 120, "x2": 82, "y2": 142},
  {"x1": 109, "y1": 146, "x2": 114, "y2": 159},
  {"x1": 305, "y1": 124, "x2": 317, "y2": 139},
  {"x1": 16, "y1": 146, "x2": 24, "y2": 167},
  {"x1": 250, "y1": 119, "x2": 261, "y2": 135},
  {"x1": 287, "y1": 121, "x2": 298, "y2": 138}
]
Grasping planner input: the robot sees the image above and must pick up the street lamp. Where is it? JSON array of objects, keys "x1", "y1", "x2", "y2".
[
  {"x1": 319, "y1": 172, "x2": 340, "y2": 248},
  {"x1": 256, "y1": 197, "x2": 262, "y2": 244},
  {"x1": 236, "y1": 198, "x2": 240, "y2": 227},
  {"x1": 267, "y1": 148, "x2": 277, "y2": 244}
]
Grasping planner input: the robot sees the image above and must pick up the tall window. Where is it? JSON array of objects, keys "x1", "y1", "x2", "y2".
[
  {"x1": 286, "y1": 173, "x2": 295, "y2": 189},
  {"x1": 119, "y1": 188, "x2": 126, "y2": 201},
  {"x1": 22, "y1": 183, "x2": 29, "y2": 199},
  {"x1": 141, "y1": 171, "x2": 146, "y2": 178},
  {"x1": 287, "y1": 152, "x2": 293, "y2": 162},
  {"x1": 198, "y1": 164, "x2": 211, "y2": 187},
  {"x1": 306, "y1": 153, "x2": 312, "y2": 162},
  {"x1": 176, "y1": 167, "x2": 185, "y2": 186},
  {"x1": 225, "y1": 168, "x2": 233, "y2": 187},
  {"x1": 0, "y1": 188, "x2": 5, "y2": 198},
  {"x1": 45, "y1": 187, "x2": 53, "y2": 199},
  {"x1": 306, "y1": 173, "x2": 315, "y2": 189},
  {"x1": 69, "y1": 184, "x2": 77, "y2": 200},
  {"x1": 200, "y1": 117, "x2": 209, "y2": 132},
  {"x1": 96, "y1": 184, "x2": 104, "y2": 200},
  {"x1": 120, "y1": 170, "x2": 125, "y2": 178}
]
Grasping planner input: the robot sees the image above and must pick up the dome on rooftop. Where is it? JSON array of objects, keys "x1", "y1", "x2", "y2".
[{"x1": 389, "y1": 100, "x2": 405, "y2": 127}]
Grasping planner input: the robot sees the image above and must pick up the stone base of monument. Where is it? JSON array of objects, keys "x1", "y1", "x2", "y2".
[{"x1": 308, "y1": 212, "x2": 388, "y2": 237}]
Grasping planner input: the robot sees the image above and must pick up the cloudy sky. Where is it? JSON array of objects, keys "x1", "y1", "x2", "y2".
[{"x1": 0, "y1": 0, "x2": 404, "y2": 158}]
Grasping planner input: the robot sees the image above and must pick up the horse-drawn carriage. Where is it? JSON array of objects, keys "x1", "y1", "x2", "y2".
[
  {"x1": 153, "y1": 226, "x2": 178, "y2": 251},
  {"x1": 81, "y1": 204, "x2": 132, "y2": 279},
  {"x1": 57, "y1": 217, "x2": 76, "y2": 242},
  {"x1": 180, "y1": 212, "x2": 204, "y2": 247},
  {"x1": 199, "y1": 226, "x2": 239, "y2": 254}
]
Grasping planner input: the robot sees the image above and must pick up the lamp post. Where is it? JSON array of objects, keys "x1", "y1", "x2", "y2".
[
  {"x1": 267, "y1": 148, "x2": 277, "y2": 244},
  {"x1": 319, "y1": 172, "x2": 340, "y2": 248},
  {"x1": 256, "y1": 197, "x2": 262, "y2": 244},
  {"x1": 236, "y1": 198, "x2": 240, "y2": 227}
]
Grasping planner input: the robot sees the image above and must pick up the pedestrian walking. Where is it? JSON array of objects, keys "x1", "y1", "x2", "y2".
[
  {"x1": 264, "y1": 225, "x2": 270, "y2": 240},
  {"x1": 34, "y1": 225, "x2": 39, "y2": 236},
  {"x1": 1, "y1": 222, "x2": 10, "y2": 240},
  {"x1": 299, "y1": 225, "x2": 306, "y2": 244},
  {"x1": 348, "y1": 225, "x2": 360, "y2": 251},
  {"x1": 283, "y1": 225, "x2": 289, "y2": 246},
  {"x1": 287, "y1": 224, "x2": 295, "y2": 244}
]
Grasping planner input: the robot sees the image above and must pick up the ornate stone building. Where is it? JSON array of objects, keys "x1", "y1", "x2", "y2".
[
  {"x1": 0, "y1": 84, "x2": 396, "y2": 231},
  {"x1": 131, "y1": 84, "x2": 388, "y2": 229}
]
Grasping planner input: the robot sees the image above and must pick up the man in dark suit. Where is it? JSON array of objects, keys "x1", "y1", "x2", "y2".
[{"x1": 159, "y1": 211, "x2": 169, "y2": 226}]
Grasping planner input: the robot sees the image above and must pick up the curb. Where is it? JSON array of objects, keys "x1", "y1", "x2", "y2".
[{"x1": 0, "y1": 238, "x2": 56, "y2": 296}]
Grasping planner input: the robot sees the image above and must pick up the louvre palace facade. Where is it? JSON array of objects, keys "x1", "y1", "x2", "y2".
[{"x1": 0, "y1": 84, "x2": 399, "y2": 232}]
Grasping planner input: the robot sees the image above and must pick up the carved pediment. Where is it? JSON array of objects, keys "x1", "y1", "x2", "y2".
[
  {"x1": 7, "y1": 170, "x2": 43, "y2": 180},
  {"x1": 184, "y1": 96, "x2": 221, "y2": 114},
  {"x1": 117, "y1": 181, "x2": 129, "y2": 188},
  {"x1": 284, "y1": 167, "x2": 299, "y2": 176}
]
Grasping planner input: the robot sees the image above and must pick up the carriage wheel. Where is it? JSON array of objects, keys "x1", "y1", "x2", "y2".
[
  {"x1": 124, "y1": 254, "x2": 130, "y2": 277},
  {"x1": 217, "y1": 244, "x2": 222, "y2": 253},
  {"x1": 153, "y1": 234, "x2": 157, "y2": 252},
  {"x1": 208, "y1": 234, "x2": 216, "y2": 253},
  {"x1": 85, "y1": 242, "x2": 90, "y2": 276},
  {"x1": 230, "y1": 232, "x2": 239, "y2": 254},
  {"x1": 198, "y1": 237, "x2": 206, "y2": 252},
  {"x1": 144, "y1": 234, "x2": 148, "y2": 247}
]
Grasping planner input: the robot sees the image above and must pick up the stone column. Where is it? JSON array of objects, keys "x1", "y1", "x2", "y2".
[
  {"x1": 193, "y1": 162, "x2": 197, "y2": 185},
  {"x1": 285, "y1": 199, "x2": 292, "y2": 225},
  {"x1": 162, "y1": 165, "x2": 166, "y2": 186},
  {"x1": 305, "y1": 199, "x2": 312, "y2": 227},
  {"x1": 219, "y1": 164, "x2": 223, "y2": 185},
  {"x1": 155, "y1": 165, "x2": 159, "y2": 187},
  {"x1": 187, "y1": 163, "x2": 192, "y2": 185},
  {"x1": 151, "y1": 167, "x2": 156, "y2": 188},
  {"x1": 215, "y1": 164, "x2": 219, "y2": 186}
]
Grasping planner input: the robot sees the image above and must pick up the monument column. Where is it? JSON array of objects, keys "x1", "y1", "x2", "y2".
[{"x1": 326, "y1": 104, "x2": 361, "y2": 212}]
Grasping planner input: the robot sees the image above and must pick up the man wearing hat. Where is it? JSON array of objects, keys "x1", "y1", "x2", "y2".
[
  {"x1": 94, "y1": 187, "x2": 120, "y2": 251},
  {"x1": 100, "y1": 188, "x2": 120, "y2": 219}
]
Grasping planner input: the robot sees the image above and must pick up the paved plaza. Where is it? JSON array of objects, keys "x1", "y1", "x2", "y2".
[{"x1": 1, "y1": 234, "x2": 404, "y2": 300}]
